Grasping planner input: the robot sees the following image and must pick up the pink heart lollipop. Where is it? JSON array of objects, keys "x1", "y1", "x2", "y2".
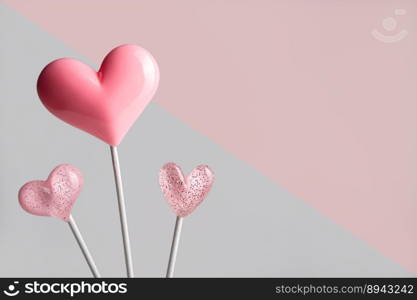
[
  {"x1": 37, "y1": 44, "x2": 159, "y2": 146},
  {"x1": 160, "y1": 162, "x2": 214, "y2": 277},
  {"x1": 18, "y1": 165, "x2": 101, "y2": 277},
  {"x1": 159, "y1": 162, "x2": 214, "y2": 217},
  {"x1": 18, "y1": 164, "x2": 83, "y2": 222}
]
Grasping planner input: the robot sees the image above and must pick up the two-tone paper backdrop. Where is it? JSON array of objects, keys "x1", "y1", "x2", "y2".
[{"x1": 0, "y1": 0, "x2": 416, "y2": 277}]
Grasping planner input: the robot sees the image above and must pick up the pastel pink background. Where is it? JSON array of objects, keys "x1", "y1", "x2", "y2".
[{"x1": 3, "y1": 0, "x2": 417, "y2": 274}]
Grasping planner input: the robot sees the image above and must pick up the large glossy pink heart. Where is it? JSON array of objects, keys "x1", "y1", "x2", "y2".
[
  {"x1": 37, "y1": 44, "x2": 160, "y2": 146},
  {"x1": 18, "y1": 165, "x2": 83, "y2": 222},
  {"x1": 159, "y1": 162, "x2": 214, "y2": 217}
]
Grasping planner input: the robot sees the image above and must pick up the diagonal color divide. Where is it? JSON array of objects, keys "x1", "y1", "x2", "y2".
[{"x1": 2, "y1": 0, "x2": 417, "y2": 274}]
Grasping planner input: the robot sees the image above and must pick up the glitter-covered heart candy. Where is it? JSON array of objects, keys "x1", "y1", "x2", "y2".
[
  {"x1": 18, "y1": 164, "x2": 83, "y2": 222},
  {"x1": 159, "y1": 163, "x2": 214, "y2": 217}
]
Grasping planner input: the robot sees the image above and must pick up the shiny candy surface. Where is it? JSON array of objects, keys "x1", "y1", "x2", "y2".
[
  {"x1": 159, "y1": 162, "x2": 214, "y2": 217},
  {"x1": 18, "y1": 165, "x2": 83, "y2": 222},
  {"x1": 37, "y1": 44, "x2": 160, "y2": 146}
]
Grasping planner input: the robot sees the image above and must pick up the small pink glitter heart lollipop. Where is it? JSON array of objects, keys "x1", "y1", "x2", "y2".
[
  {"x1": 159, "y1": 162, "x2": 214, "y2": 217},
  {"x1": 18, "y1": 164, "x2": 83, "y2": 222},
  {"x1": 159, "y1": 162, "x2": 214, "y2": 278},
  {"x1": 18, "y1": 164, "x2": 100, "y2": 277}
]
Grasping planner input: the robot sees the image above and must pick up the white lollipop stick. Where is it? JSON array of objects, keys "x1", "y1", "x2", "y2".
[
  {"x1": 68, "y1": 215, "x2": 101, "y2": 278},
  {"x1": 166, "y1": 216, "x2": 183, "y2": 278},
  {"x1": 110, "y1": 146, "x2": 134, "y2": 278}
]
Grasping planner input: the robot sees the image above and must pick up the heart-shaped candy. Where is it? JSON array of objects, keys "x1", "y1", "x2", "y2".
[
  {"x1": 18, "y1": 164, "x2": 83, "y2": 221},
  {"x1": 37, "y1": 44, "x2": 160, "y2": 146},
  {"x1": 159, "y1": 163, "x2": 214, "y2": 217}
]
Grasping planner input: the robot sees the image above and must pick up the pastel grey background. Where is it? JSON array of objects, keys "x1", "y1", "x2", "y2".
[{"x1": 0, "y1": 3, "x2": 412, "y2": 277}]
